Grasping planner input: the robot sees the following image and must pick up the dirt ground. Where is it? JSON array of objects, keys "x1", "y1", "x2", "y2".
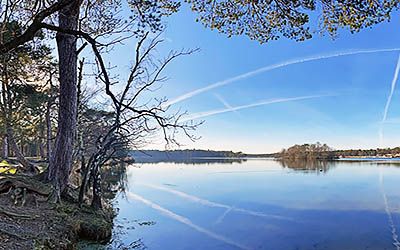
[{"x1": 0, "y1": 175, "x2": 113, "y2": 250}]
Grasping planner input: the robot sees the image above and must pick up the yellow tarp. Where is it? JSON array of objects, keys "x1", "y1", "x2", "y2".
[
  {"x1": 0, "y1": 160, "x2": 17, "y2": 174},
  {"x1": 0, "y1": 160, "x2": 10, "y2": 167}
]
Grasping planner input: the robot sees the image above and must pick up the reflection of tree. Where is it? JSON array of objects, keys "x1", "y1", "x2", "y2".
[
  {"x1": 278, "y1": 158, "x2": 336, "y2": 173},
  {"x1": 101, "y1": 162, "x2": 127, "y2": 200},
  {"x1": 342, "y1": 159, "x2": 400, "y2": 168},
  {"x1": 134, "y1": 158, "x2": 246, "y2": 165},
  {"x1": 101, "y1": 158, "x2": 247, "y2": 200}
]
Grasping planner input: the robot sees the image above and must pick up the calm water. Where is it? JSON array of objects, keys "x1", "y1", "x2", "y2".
[{"x1": 97, "y1": 159, "x2": 400, "y2": 250}]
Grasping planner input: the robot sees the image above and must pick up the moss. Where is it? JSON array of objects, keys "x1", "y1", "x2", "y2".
[
  {"x1": 78, "y1": 218, "x2": 112, "y2": 243},
  {"x1": 72, "y1": 205, "x2": 114, "y2": 244}
]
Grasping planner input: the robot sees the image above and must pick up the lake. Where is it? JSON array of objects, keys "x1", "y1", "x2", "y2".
[{"x1": 91, "y1": 159, "x2": 400, "y2": 250}]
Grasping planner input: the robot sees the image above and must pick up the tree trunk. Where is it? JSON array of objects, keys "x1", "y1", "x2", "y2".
[
  {"x1": 39, "y1": 140, "x2": 45, "y2": 159},
  {"x1": 46, "y1": 94, "x2": 53, "y2": 161},
  {"x1": 20, "y1": 140, "x2": 24, "y2": 156},
  {"x1": 1, "y1": 135, "x2": 8, "y2": 159},
  {"x1": 78, "y1": 153, "x2": 94, "y2": 205},
  {"x1": 6, "y1": 124, "x2": 35, "y2": 171},
  {"x1": 39, "y1": 119, "x2": 46, "y2": 159},
  {"x1": 91, "y1": 165, "x2": 103, "y2": 210},
  {"x1": 47, "y1": 0, "x2": 81, "y2": 200}
]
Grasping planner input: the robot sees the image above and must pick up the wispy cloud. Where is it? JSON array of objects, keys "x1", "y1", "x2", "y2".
[
  {"x1": 379, "y1": 53, "x2": 400, "y2": 146},
  {"x1": 180, "y1": 94, "x2": 333, "y2": 122},
  {"x1": 126, "y1": 192, "x2": 251, "y2": 250},
  {"x1": 164, "y1": 48, "x2": 400, "y2": 107}
]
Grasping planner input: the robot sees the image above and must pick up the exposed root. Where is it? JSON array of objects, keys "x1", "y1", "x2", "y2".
[
  {"x1": 0, "y1": 175, "x2": 52, "y2": 196},
  {"x1": 0, "y1": 227, "x2": 28, "y2": 241},
  {"x1": 0, "y1": 205, "x2": 39, "y2": 219},
  {"x1": 47, "y1": 187, "x2": 61, "y2": 204},
  {"x1": 0, "y1": 221, "x2": 31, "y2": 241}
]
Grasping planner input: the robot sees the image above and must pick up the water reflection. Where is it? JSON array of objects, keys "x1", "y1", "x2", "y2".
[
  {"x1": 277, "y1": 158, "x2": 337, "y2": 173},
  {"x1": 138, "y1": 182, "x2": 292, "y2": 221},
  {"x1": 93, "y1": 159, "x2": 400, "y2": 250},
  {"x1": 102, "y1": 162, "x2": 128, "y2": 200}
]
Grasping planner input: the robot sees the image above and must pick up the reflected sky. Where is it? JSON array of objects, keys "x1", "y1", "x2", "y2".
[{"x1": 102, "y1": 159, "x2": 400, "y2": 250}]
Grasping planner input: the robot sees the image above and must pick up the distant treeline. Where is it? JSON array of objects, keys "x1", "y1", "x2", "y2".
[
  {"x1": 129, "y1": 149, "x2": 247, "y2": 162},
  {"x1": 129, "y1": 145, "x2": 400, "y2": 163},
  {"x1": 275, "y1": 143, "x2": 400, "y2": 159},
  {"x1": 334, "y1": 147, "x2": 400, "y2": 158}
]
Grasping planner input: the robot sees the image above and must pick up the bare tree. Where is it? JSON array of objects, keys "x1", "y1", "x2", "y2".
[{"x1": 76, "y1": 33, "x2": 199, "y2": 209}]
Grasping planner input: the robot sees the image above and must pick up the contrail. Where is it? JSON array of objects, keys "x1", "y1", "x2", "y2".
[
  {"x1": 378, "y1": 169, "x2": 400, "y2": 249},
  {"x1": 126, "y1": 192, "x2": 251, "y2": 250},
  {"x1": 214, "y1": 94, "x2": 234, "y2": 109},
  {"x1": 180, "y1": 94, "x2": 331, "y2": 122},
  {"x1": 164, "y1": 48, "x2": 400, "y2": 107},
  {"x1": 139, "y1": 182, "x2": 292, "y2": 221},
  {"x1": 379, "y1": 53, "x2": 400, "y2": 146},
  {"x1": 214, "y1": 93, "x2": 240, "y2": 116},
  {"x1": 215, "y1": 206, "x2": 234, "y2": 225}
]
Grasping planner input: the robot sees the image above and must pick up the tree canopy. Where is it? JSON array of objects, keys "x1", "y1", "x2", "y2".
[
  {"x1": 1, "y1": 0, "x2": 399, "y2": 54},
  {"x1": 187, "y1": 0, "x2": 400, "y2": 42}
]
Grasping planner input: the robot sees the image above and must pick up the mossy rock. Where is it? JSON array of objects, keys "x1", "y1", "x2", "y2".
[{"x1": 77, "y1": 217, "x2": 112, "y2": 243}]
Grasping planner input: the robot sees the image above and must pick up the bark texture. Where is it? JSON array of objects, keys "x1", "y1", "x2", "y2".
[
  {"x1": 46, "y1": 96, "x2": 53, "y2": 160},
  {"x1": 91, "y1": 167, "x2": 103, "y2": 210},
  {"x1": 1, "y1": 136, "x2": 8, "y2": 159},
  {"x1": 47, "y1": 0, "x2": 81, "y2": 199},
  {"x1": 6, "y1": 125, "x2": 32, "y2": 169}
]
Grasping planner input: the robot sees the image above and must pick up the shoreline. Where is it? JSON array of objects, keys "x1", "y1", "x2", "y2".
[{"x1": 0, "y1": 175, "x2": 114, "y2": 249}]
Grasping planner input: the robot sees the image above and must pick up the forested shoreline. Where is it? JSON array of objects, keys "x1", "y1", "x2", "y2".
[{"x1": 274, "y1": 143, "x2": 400, "y2": 160}]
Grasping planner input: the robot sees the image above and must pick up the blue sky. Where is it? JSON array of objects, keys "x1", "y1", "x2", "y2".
[{"x1": 107, "y1": 5, "x2": 400, "y2": 153}]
